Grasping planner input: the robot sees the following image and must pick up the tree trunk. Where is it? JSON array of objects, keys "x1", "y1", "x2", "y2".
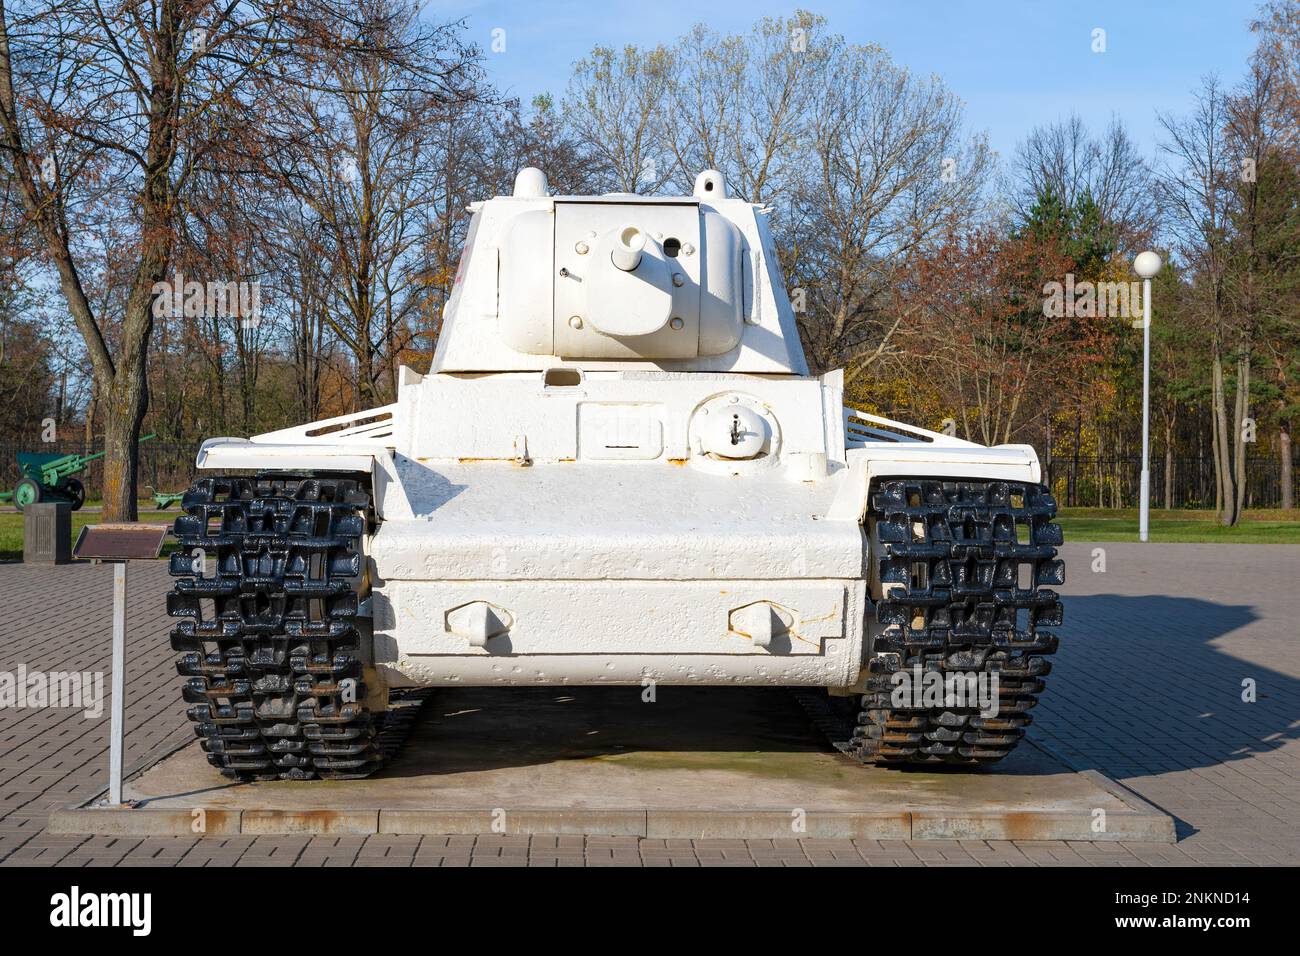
[
  {"x1": 1094, "y1": 434, "x2": 1102, "y2": 508},
  {"x1": 1281, "y1": 424, "x2": 1294, "y2": 511},
  {"x1": 1231, "y1": 353, "x2": 1250, "y2": 526},
  {"x1": 83, "y1": 380, "x2": 97, "y2": 447},
  {"x1": 1212, "y1": 354, "x2": 1236, "y2": 525},
  {"x1": 357, "y1": 344, "x2": 376, "y2": 410},
  {"x1": 1211, "y1": 397, "x2": 1222, "y2": 515},
  {"x1": 1071, "y1": 407, "x2": 1080, "y2": 507},
  {"x1": 1117, "y1": 430, "x2": 1125, "y2": 510},
  {"x1": 100, "y1": 355, "x2": 149, "y2": 522},
  {"x1": 1043, "y1": 418, "x2": 1052, "y2": 496},
  {"x1": 1163, "y1": 413, "x2": 1174, "y2": 509}
]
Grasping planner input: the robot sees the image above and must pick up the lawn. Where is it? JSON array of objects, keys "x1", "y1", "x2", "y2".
[
  {"x1": 1056, "y1": 507, "x2": 1300, "y2": 543},
  {"x1": 3, "y1": 503, "x2": 1298, "y2": 560},
  {"x1": 0, "y1": 504, "x2": 179, "y2": 561}
]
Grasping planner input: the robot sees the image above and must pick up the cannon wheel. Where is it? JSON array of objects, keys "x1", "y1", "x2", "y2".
[
  {"x1": 65, "y1": 478, "x2": 86, "y2": 511},
  {"x1": 13, "y1": 478, "x2": 42, "y2": 512}
]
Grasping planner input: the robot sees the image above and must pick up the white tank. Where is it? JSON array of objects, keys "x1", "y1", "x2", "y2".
[{"x1": 176, "y1": 169, "x2": 1063, "y2": 779}]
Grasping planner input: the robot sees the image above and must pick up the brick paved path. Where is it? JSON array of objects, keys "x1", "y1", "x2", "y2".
[{"x1": 1, "y1": 542, "x2": 1296, "y2": 867}]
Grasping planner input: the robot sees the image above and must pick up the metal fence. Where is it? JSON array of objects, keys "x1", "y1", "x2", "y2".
[
  {"x1": 0, "y1": 439, "x2": 201, "y2": 502},
  {"x1": 1048, "y1": 455, "x2": 1298, "y2": 510},
  {"x1": 0, "y1": 438, "x2": 1295, "y2": 510}
]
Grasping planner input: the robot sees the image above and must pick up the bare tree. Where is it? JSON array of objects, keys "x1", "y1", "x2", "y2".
[
  {"x1": 0, "y1": 0, "x2": 345, "y2": 518},
  {"x1": 1012, "y1": 114, "x2": 1155, "y2": 248},
  {"x1": 264, "y1": 2, "x2": 482, "y2": 407},
  {"x1": 563, "y1": 44, "x2": 673, "y2": 194},
  {"x1": 1159, "y1": 77, "x2": 1245, "y2": 525},
  {"x1": 488, "y1": 94, "x2": 601, "y2": 197},
  {"x1": 792, "y1": 37, "x2": 990, "y2": 378},
  {"x1": 273, "y1": 209, "x2": 335, "y2": 424},
  {"x1": 660, "y1": 14, "x2": 825, "y2": 204},
  {"x1": 563, "y1": 17, "x2": 987, "y2": 379}
]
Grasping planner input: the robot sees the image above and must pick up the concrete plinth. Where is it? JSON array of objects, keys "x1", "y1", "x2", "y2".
[
  {"x1": 23, "y1": 501, "x2": 71, "y2": 564},
  {"x1": 50, "y1": 687, "x2": 1175, "y2": 842}
]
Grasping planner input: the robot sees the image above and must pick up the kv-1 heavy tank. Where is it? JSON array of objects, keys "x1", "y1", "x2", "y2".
[{"x1": 166, "y1": 167, "x2": 1064, "y2": 779}]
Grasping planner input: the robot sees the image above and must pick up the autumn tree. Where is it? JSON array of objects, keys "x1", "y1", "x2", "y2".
[
  {"x1": 1, "y1": 0, "x2": 357, "y2": 518},
  {"x1": 897, "y1": 226, "x2": 1073, "y2": 446}
]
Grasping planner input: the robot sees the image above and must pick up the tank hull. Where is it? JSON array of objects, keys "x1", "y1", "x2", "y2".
[
  {"x1": 196, "y1": 369, "x2": 1045, "y2": 694},
  {"x1": 367, "y1": 430, "x2": 870, "y2": 687},
  {"x1": 375, "y1": 579, "x2": 868, "y2": 688}
]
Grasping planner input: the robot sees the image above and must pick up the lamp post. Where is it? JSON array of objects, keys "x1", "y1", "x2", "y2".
[{"x1": 1133, "y1": 251, "x2": 1162, "y2": 542}]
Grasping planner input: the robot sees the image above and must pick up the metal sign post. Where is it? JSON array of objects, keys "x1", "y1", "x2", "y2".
[
  {"x1": 73, "y1": 523, "x2": 169, "y2": 806},
  {"x1": 109, "y1": 562, "x2": 127, "y2": 804}
]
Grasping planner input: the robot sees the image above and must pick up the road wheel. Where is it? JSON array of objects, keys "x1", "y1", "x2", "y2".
[
  {"x1": 13, "y1": 478, "x2": 42, "y2": 512},
  {"x1": 65, "y1": 478, "x2": 86, "y2": 510}
]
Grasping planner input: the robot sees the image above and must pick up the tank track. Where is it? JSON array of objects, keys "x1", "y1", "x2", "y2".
[
  {"x1": 802, "y1": 479, "x2": 1064, "y2": 766},
  {"x1": 166, "y1": 474, "x2": 422, "y2": 781}
]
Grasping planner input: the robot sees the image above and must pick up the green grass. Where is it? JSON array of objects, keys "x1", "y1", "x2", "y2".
[
  {"x1": 0, "y1": 505, "x2": 179, "y2": 561},
  {"x1": 1056, "y1": 507, "x2": 1300, "y2": 543},
  {"x1": 3, "y1": 503, "x2": 1298, "y2": 559}
]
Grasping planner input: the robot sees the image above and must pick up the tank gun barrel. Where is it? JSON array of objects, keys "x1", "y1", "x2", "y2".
[{"x1": 611, "y1": 225, "x2": 646, "y2": 272}]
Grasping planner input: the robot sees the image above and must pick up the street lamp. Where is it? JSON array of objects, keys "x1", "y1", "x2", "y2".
[{"x1": 1133, "y1": 251, "x2": 1162, "y2": 542}]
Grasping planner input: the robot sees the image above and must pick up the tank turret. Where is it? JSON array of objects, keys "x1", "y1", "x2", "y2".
[{"x1": 433, "y1": 167, "x2": 808, "y2": 374}]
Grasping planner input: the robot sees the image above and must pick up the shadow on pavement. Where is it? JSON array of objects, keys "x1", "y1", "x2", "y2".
[{"x1": 1040, "y1": 594, "x2": 1294, "y2": 784}]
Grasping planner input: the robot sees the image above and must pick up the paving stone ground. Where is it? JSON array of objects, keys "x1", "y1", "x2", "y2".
[{"x1": 1, "y1": 542, "x2": 1296, "y2": 867}]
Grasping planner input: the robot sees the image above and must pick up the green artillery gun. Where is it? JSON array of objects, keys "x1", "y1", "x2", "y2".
[
  {"x1": 1, "y1": 434, "x2": 156, "y2": 512},
  {"x1": 148, "y1": 488, "x2": 185, "y2": 509}
]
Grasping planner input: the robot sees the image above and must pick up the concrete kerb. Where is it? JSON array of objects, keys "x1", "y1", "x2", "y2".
[{"x1": 50, "y1": 790, "x2": 1174, "y2": 842}]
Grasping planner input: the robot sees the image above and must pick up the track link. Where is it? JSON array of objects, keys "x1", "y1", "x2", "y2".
[
  {"x1": 166, "y1": 474, "x2": 423, "y2": 781},
  {"x1": 805, "y1": 479, "x2": 1064, "y2": 766}
]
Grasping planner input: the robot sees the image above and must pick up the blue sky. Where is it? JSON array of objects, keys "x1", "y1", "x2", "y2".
[{"x1": 431, "y1": 0, "x2": 1261, "y2": 165}]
